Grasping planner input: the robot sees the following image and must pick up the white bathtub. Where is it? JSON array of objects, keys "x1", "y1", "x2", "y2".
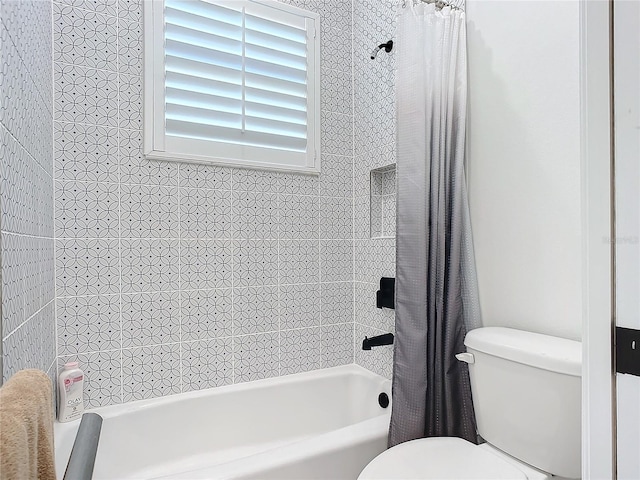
[{"x1": 55, "y1": 365, "x2": 391, "y2": 480}]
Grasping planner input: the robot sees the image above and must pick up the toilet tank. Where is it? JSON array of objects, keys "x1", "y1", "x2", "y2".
[{"x1": 464, "y1": 327, "x2": 581, "y2": 479}]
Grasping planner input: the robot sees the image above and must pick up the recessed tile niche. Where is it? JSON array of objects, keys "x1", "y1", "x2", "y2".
[{"x1": 370, "y1": 165, "x2": 396, "y2": 239}]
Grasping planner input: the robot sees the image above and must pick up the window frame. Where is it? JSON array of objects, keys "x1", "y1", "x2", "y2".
[{"x1": 143, "y1": 0, "x2": 321, "y2": 174}]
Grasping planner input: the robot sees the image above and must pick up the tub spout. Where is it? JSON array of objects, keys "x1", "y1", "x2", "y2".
[{"x1": 362, "y1": 333, "x2": 394, "y2": 350}]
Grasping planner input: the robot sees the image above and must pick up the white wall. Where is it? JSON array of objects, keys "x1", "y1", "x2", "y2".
[
  {"x1": 614, "y1": 1, "x2": 640, "y2": 477},
  {"x1": 466, "y1": 0, "x2": 582, "y2": 340}
]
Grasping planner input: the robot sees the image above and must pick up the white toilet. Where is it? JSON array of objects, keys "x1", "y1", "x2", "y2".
[{"x1": 359, "y1": 327, "x2": 582, "y2": 480}]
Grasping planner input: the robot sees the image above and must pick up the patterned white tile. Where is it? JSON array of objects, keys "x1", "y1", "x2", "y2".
[
  {"x1": 321, "y1": 26, "x2": 352, "y2": 73},
  {"x1": 120, "y1": 238, "x2": 179, "y2": 293},
  {"x1": 370, "y1": 168, "x2": 383, "y2": 195},
  {"x1": 382, "y1": 168, "x2": 396, "y2": 195},
  {"x1": 321, "y1": 323, "x2": 353, "y2": 368},
  {"x1": 1, "y1": 26, "x2": 52, "y2": 163},
  {"x1": 179, "y1": 163, "x2": 233, "y2": 190},
  {"x1": 120, "y1": 184, "x2": 179, "y2": 238},
  {"x1": 279, "y1": 194, "x2": 319, "y2": 240},
  {"x1": 354, "y1": 147, "x2": 395, "y2": 185},
  {"x1": 370, "y1": 194, "x2": 383, "y2": 238},
  {"x1": 57, "y1": 294, "x2": 121, "y2": 355},
  {"x1": 353, "y1": 0, "x2": 395, "y2": 39},
  {"x1": 54, "y1": 122, "x2": 118, "y2": 183},
  {"x1": 278, "y1": 172, "x2": 319, "y2": 196},
  {"x1": 55, "y1": 63, "x2": 118, "y2": 126},
  {"x1": 64, "y1": 0, "x2": 118, "y2": 17},
  {"x1": 180, "y1": 239, "x2": 233, "y2": 290},
  {"x1": 180, "y1": 188, "x2": 232, "y2": 239},
  {"x1": 280, "y1": 327, "x2": 321, "y2": 375},
  {"x1": 1, "y1": 130, "x2": 40, "y2": 235},
  {"x1": 182, "y1": 338, "x2": 233, "y2": 391},
  {"x1": 122, "y1": 344, "x2": 181, "y2": 401},
  {"x1": 232, "y1": 168, "x2": 283, "y2": 193},
  {"x1": 1, "y1": 3, "x2": 56, "y2": 383},
  {"x1": 354, "y1": 281, "x2": 395, "y2": 332},
  {"x1": 321, "y1": 282, "x2": 353, "y2": 325},
  {"x1": 59, "y1": 351, "x2": 122, "y2": 408},
  {"x1": 233, "y1": 285, "x2": 279, "y2": 335},
  {"x1": 119, "y1": 128, "x2": 178, "y2": 186},
  {"x1": 233, "y1": 332, "x2": 279, "y2": 383},
  {"x1": 353, "y1": 241, "x2": 370, "y2": 282},
  {"x1": 233, "y1": 239, "x2": 279, "y2": 287},
  {"x1": 121, "y1": 291, "x2": 180, "y2": 347},
  {"x1": 38, "y1": 170, "x2": 55, "y2": 237},
  {"x1": 320, "y1": 196, "x2": 352, "y2": 239},
  {"x1": 354, "y1": 195, "x2": 370, "y2": 239},
  {"x1": 321, "y1": 111, "x2": 353, "y2": 155},
  {"x1": 36, "y1": 302, "x2": 57, "y2": 373},
  {"x1": 181, "y1": 288, "x2": 232, "y2": 341},
  {"x1": 321, "y1": 67, "x2": 352, "y2": 115},
  {"x1": 55, "y1": 180, "x2": 119, "y2": 238},
  {"x1": 320, "y1": 240, "x2": 353, "y2": 282},
  {"x1": 118, "y1": 0, "x2": 141, "y2": 21},
  {"x1": 280, "y1": 283, "x2": 320, "y2": 330},
  {"x1": 2, "y1": 320, "x2": 40, "y2": 381},
  {"x1": 355, "y1": 239, "x2": 396, "y2": 282},
  {"x1": 40, "y1": 239, "x2": 56, "y2": 303},
  {"x1": 1, "y1": 232, "x2": 24, "y2": 333},
  {"x1": 319, "y1": 154, "x2": 352, "y2": 198},
  {"x1": 118, "y1": 73, "x2": 142, "y2": 130},
  {"x1": 2, "y1": 1, "x2": 53, "y2": 110},
  {"x1": 56, "y1": 238, "x2": 120, "y2": 296},
  {"x1": 376, "y1": 239, "x2": 396, "y2": 279},
  {"x1": 354, "y1": 105, "x2": 395, "y2": 155},
  {"x1": 279, "y1": 240, "x2": 319, "y2": 285},
  {"x1": 382, "y1": 194, "x2": 396, "y2": 237},
  {"x1": 22, "y1": 237, "x2": 41, "y2": 319},
  {"x1": 306, "y1": 0, "x2": 352, "y2": 36},
  {"x1": 54, "y1": 4, "x2": 118, "y2": 70},
  {"x1": 117, "y1": 17, "x2": 142, "y2": 75},
  {"x1": 233, "y1": 190, "x2": 279, "y2": 240}
]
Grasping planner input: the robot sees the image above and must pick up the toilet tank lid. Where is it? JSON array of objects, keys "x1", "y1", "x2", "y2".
[{"x1": 464, "y1": 327, "x2": 581, "y2": 377}]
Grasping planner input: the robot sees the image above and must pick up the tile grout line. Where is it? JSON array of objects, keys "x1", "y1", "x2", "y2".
[
  {"x1": 177, "y1": 163, "x2": 183, "y2": 394},
  {"x1": 51, "y1": 0, "x2": 60, "y2": 392},
  {"x1": 351, "y1": 0, "x2": 357, "y2": 368},
  {"x1": 116, "y1": 0, "x2": 124, "y2": 405},
  {"x1": 230, "y1": 170, "x2": 236, "y2": 386},
  {"x1": 276, "y1": 176, "x2": 282, "y2": 379}
]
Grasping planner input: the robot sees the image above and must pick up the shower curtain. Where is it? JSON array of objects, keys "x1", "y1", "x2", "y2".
[{"x1": 389, "y1": 1, "x2": 481, "y2": 447}]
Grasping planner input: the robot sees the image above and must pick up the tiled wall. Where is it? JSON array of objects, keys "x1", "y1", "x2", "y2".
[
  {"x1": 352, "y1": 0, "x2": 397, "y2": 379},
  {"x1": 1, "y1": 0, "x2": 56, "y2": 383},
  {"x1": 53, "y1": 0, "x2": 356, "y2": 406}
]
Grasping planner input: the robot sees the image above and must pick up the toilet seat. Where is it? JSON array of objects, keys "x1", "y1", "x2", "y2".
[{"x1": 358, "y1": 437, "x2": 533, "y2": 480}]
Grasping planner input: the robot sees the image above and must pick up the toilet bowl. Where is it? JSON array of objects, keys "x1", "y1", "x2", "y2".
[
  {"x1": 358, "y1": 327, "x2": 582, "y2": 480},
  {"x1": 358, "y1": 437, "x2": 549, "y2": 479}
]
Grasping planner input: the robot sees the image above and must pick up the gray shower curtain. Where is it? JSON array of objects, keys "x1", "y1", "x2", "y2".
[{"x1": 388, "y1": 2, "x2": 481, "y2": 447}]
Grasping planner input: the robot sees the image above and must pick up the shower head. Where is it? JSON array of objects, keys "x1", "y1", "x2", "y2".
[{"x1": 371, "y1": 40, "x2": 393, "y2": 60}]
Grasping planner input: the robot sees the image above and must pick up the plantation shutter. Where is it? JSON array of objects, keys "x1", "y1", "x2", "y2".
[{"x1": 151, "y1": 0, "x2": 318, "y2": 171}]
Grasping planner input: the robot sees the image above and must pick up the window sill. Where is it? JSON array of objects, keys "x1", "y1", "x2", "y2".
[{"x1": 145, "y1": 151, "x2": 321, "y2": 176}]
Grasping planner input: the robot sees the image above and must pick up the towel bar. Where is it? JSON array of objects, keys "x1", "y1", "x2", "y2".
[{"x1": 63, "y1": 413, "x2": 103, "y2": 480}]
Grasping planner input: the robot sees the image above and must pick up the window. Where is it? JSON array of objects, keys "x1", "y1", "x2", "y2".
[{"x1": 144, "y1": 0, "x2": 321, "y2": 173}]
